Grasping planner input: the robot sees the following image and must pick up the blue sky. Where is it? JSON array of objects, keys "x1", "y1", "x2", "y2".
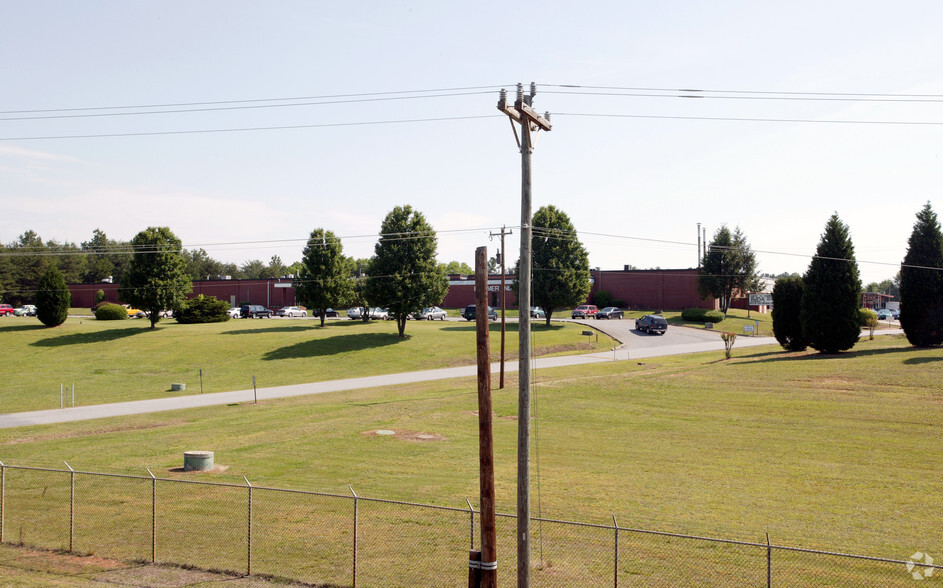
[{"x1": 3, "y1": 2, "x2": 942, "y2": 285}]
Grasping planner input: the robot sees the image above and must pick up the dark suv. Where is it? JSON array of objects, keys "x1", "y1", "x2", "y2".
[
  {"x1": 240, "y1": 304, "x2": 274, "y2": 319},
  {"x1": 463, "y1": 305, "x2": 498, "y2": 321},
  {"x1": 635, "y1": 314, "x2": 668, "y2": 335}
]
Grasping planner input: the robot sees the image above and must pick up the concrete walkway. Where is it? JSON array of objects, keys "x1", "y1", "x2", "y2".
[{"x1": 0, "y1": 330, "x2": 785, "y2": 429}]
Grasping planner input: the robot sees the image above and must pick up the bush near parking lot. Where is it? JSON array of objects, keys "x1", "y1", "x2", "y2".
[
  {"x1": 593, "y1": 290, "x2": 613, "y2": 308},
  {"x1": 95, "y1": 303, "x2": 129, "y2": 321},
  {"x1": 681, "y1": 308, "x2": 725, "y2": 323},
  {"x1": 175, "y1": 294, "x2": 230, "y2": 324}
]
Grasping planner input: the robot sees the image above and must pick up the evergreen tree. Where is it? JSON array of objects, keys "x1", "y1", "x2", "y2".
[
  {"x1": 899, "y1": 202, "x2": 943, "y2": 347},
  {"x1": 121, "y1": 227, "x2": 192, "y2": 328},
  {"x1": 294, "y1": 229, "x2": 354, "y2": 327},
  {"x1": 800, "y1": 214, "x2": 862, "y2": 353},
  {"x1": 771, "y1": 275, "x2": 807, "y2": 351},
  {"x1": 35, "y1": 265, "x2": 70, "y2": 327},
  {"x1": 364, "y1": 205, "x2": 448, "y2": 337},
  {"x1": 697, "y1": 226, "x2": 760, "y2": 315},
  {"x1": 514, "y1": 205, "x2": 591, "y2": 325}
]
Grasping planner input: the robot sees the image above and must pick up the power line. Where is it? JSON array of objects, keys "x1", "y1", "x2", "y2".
[
  {"x1": 0, "y1": 114, "x2": 503, "y2": 142},
  {"x1": 0, "y1": 85, "x2": 512, "y2": 116},
  {"x1": 0, "y1": 90, "x2": 496, "y2": 122},
  {"x1": 540, "y1": 83, "x2": 943, "y2": 100},
  {"x1": 554, "y1": 112, "x2": 943, "y2": 127}
]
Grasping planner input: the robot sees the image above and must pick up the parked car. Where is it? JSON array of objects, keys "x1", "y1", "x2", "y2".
[
  {"x1": 127, "y1": 307, "x2": 145, "y2": 318},
  {"x1": 314, "y1": 308, "x2": 339, "y2": 318},
  {"x1": 416, "y1": 306, "x2": 447, "y2": 320},
  {"x1": 876, "y1": 309, "x2": 892, "y2": 320},
  {"x1": 595, "y1": 307, "x2": 624, "y2": 320},
  {"x1": 635, "y1": 314, "x2": 668, "y2": 335},
  {"x1": 890, "y1": 308, "x2": 900, "y2": 320},
  {"x1": 227, "y1": 307, "x2": 242, "y2": 319},
  {"x1": 369, "y1": 307, "x2": 390, "y2": 320},
  {"x1": 277, "y1": 306, "x2": 307, "y2": 318},
  {"x1": 240, "y1": 304, "x2": 273, "y2": 318},
  {"x1": 0, "y1": 304, "x2": 14, "y2": 316},
  {"x1": 463, "y1": 305, "x2": 497, "y2": 321},
  {"x1": 530, "y1": 306, "x2": 546, "y2": 319},
  {"x1": 347, "y1": 307, "x2": 363, "y2": 320},
  {"x1": 14, "y1": 305, "x2": 37, "y2": 317},
  {"x1": 571, "y1": 305, "x2": 599, "y2": 319}
]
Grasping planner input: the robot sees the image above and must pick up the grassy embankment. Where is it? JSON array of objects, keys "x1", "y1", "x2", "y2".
[{"x1": 0, "y1": 315, "x2": 615, "y2": 413}]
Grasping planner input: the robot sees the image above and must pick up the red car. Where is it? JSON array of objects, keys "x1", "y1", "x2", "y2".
[
  {"x1": 571, "y1": 305, "x2": 599, "y2": 319},
  {"x1": 0, "y1": 304, "x2": 14, "y2": 316}
]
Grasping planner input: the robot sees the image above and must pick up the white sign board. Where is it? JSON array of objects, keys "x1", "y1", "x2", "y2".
[
  {"x1": 743, "y1": 325, "x2": 755, "y2": 333},
  {"x1": 749, "y1": 293, "x2": 773, "y2": 306}
]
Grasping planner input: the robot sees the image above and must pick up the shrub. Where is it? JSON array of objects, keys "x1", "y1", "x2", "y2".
[
  {"x1": 94, "y1": 289, "x2": 106, "y2": 305},
  {"x1": 858, "y1": 308, "x2": 877, "y2": 326},
  {"x1": 772, "y1": 276, "x2": 808, "y2": 351},
  {"x1": 681, "y1": 308, "x2": 724, "y2": 323},
  {"x1": 593, "y1": 290, "x2": 613, "y2": 308},
  {"x1": 35, "y1": 266, "x2": 70, "y2": 327},
  {"x1": 95, "y1": 303, "x2": 129, "y2": 320},
  {"x1": 720, "y1": 331, "x2": 737, "y2": 359},
  {"x1": 175, "y1": 294, "x2": 231, "y2": 324}
]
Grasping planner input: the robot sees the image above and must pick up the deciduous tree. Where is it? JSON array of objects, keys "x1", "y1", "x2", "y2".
[
  {"x1": 121, "y1": 227, "x2": 192, "y2": 328},
  {"x1": 899, "y1": 202, "x2": 943, "y2": 347},
  {"x1": 697, "y1": 226, "x2": 760, "y2": 315},
  {"x1": 294, "y1": 229, "x2": 354, "y2": 327},
  {"x1": 364, "y1": 206, "x2": 448, "y2": 336},
  {"x1": 514, "y1": 205, "x2": 591, "y2": 325}
]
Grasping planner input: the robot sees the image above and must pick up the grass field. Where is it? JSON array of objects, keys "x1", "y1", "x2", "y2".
[
  {"x1": 1, "y1": 313, "x2": 934, "y2": 584},
  {"x1": 1, "y1": 335, "x2": 938, "y2": 552},
  {"x1": 0, "y1": 315, "x2": 615, "y2": 413}
]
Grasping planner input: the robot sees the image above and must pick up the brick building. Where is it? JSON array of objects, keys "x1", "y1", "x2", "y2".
[{"x1": 69, "y1": 268, "x2": 715, "y2": 312}]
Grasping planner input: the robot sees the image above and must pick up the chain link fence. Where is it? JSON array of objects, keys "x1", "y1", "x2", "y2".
[{"x1": 0, "y1": 463, "x2": 937, "y2": 586}]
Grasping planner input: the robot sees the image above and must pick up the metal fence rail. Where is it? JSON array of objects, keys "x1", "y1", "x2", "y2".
[{"x1": 0, "y1": 463, "x2": 938, "y2": 586}]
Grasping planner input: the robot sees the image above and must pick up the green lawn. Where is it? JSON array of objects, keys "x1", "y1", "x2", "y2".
[
  {"x1": 1, "y1": 316, "x2": 937, "y2": 584},
  {"x1": 0, "y1": 315, "x2": 615, "y2": 413}
]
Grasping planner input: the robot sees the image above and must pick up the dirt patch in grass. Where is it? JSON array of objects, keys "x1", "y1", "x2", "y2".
[
  {"x1": 2, "y1": 420, "x2": 187, "y2": 445},
  {"x1": 361, "y1": 429, "x2": 447, "y2": 442},
  {"x1": 166, "y1": 464, "x2": 230, "y2": 474}
]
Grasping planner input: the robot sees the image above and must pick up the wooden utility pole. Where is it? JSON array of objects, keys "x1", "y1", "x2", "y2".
[
  {"x1": 474, "y1": 246, "x2": 497, "y2": 588},
  {"x1": 490, "y1": 226, "x2": 513, "y2": 389},
  {"x1": 497, "y1": 82, "x2": 551, "y2": 588}
]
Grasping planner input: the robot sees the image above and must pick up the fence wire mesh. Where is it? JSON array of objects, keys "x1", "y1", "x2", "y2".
[{"x1": 0, "y1": 465, "x2": 938, "y2": 587}]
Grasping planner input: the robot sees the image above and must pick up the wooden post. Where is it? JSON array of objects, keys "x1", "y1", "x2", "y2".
[
  {"x1": 475, "y1": 246, "x2": 497, "y2": 588},
  {"x1": 468, "y1": 549, "x2": 482, "y2": 588}
]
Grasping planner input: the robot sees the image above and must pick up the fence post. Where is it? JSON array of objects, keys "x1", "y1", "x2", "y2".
[
  {"x1": 766, "y1": 532, "x2": 771, "y2": 588},
  {"x1": 147, "y1": 468, "x2": 156, "y2": 563},
  {"x1": 0, "y1": 461, "x2": 5, "y2": 544},
  {"x1": 349, "y1": 485, "x2": 358, "y2": 588},
  {"x1": 64, "y1": 462, "x2": 74, "y2": 552},
  {"x1": 466, "y1": 498, "x2": 475, "y2": 550},
  {"x1": 245, "y1": 477, "x2": 253, "y2": 576},
  {"x1": 613, "y1": 515, "x2": 619, "y2": 588}
]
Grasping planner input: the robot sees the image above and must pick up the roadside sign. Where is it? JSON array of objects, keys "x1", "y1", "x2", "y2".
[
  {"x1": 743, "y1": 325, "x2": 755, "y2": 334},
  {"x1": 749, "y1": 293, "x2": 773, "y2": 306}
]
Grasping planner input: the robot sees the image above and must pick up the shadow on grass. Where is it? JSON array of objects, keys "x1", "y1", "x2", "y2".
[
  {"x1": 30, "y1": 327, "x2": 146, "y2": 347},
  {"x1": 225, "y1": 320, "x2": 368, "y2": 335},
  {"x1": 0, "y1": 324, "x2": 48, "y2": 333},
  {"x1": 733, "y1": 342, "x2": 918, "y2": 364},
  {"x1": 904, "y1": 355, "x2": 943, "y2": 364},
  {"x1": 263, "y1": 332, "x2": 402, "y2": 360},
  {"x1": 440, "y1": 322, "x2": 564, "y2": 333}
]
